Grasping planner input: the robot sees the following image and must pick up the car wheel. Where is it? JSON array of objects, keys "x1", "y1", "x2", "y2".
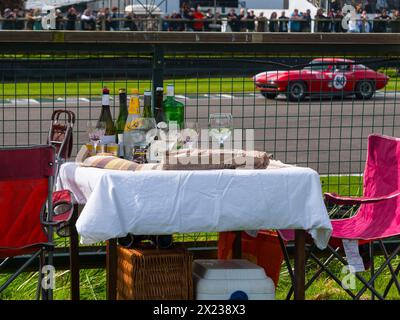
[
  {"x1": 261, "y1": 91, "x2": 277, "y2": 99},
  {"x1": 287, "y1": 82, "x2": 306, "y2": 101},
  {"x1": 355, "y1": 80, "x2": 375, "y2": 100}
]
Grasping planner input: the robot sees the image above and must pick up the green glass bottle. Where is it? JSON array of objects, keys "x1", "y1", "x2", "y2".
[
  {"x1": 143, "y1": 90, "x2": 153, "y2": 118},
  {"x1": 163, "y1": 84, "x2": 184, "y2": 129},
  {"x1": 115, "y1": 88, "x2": 128, "y2": 157},
  {"x1": 98, "y1": 87, "x2": 116, "y2": 144}
]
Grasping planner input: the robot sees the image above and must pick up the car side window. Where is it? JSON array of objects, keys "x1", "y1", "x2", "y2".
[{"x1": 335, "y1": 64, "x2": 351, "y2": 72}]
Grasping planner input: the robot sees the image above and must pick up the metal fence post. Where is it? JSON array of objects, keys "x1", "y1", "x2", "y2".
[{"x1": 152, "y1": 44, "x2": 164, "y2": 114}]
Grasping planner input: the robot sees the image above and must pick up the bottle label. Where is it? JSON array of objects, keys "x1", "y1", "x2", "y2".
[
  {"x1": 102, "y1": 135, "x2": 116, "y2": 144},
  {"x1": 124, "y1": 118, "x2": 143, "y2": 131},
  {"x1": 102, "y1": 95, "x2": 110, "y2": 106},
  {"x1": 129, "y1": 98, "x2": 140, "y2": 114}
]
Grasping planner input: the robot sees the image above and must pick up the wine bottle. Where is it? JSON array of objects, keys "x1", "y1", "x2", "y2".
[
  {"x1": 154, "y1": 87, "x2": 165, "y2": 124},
  {"x1": 98, "y1": 87, "x2": 116, "y2": 144},
  {"x1": 123, "y1": 89, "x2": 146, "y2": 161},
  {"x1": 115, "y1": 88, "x2": 128, "y2": 157},
  {"x1": 163, "y1": 84, "x2": 184, "y2": 130},
  {"x1": 143, "y1": 90, "x2": 153, "y2": 118}
]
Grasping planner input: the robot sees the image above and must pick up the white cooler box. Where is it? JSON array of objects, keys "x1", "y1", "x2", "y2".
[{"x1": 193, "y1": 259, "x2": 275, "y2": 300}]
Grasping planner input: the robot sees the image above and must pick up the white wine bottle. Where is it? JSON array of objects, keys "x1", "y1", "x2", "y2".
[{"x1": 98, "y1": 87, "x2": 116, "y2": 144}]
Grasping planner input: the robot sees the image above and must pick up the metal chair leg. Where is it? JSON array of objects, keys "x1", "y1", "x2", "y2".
[
  {"x1": 383, "y1": 262, "x2": 400, "y2": 298},
  {"x1": 379, "y1": 241, "x2": 400, "y2": 296},
  {"x1": 0, "y1": 251, "x2": 41, "y2": 294},
  {"x1": 354, "y1": 244, "x2": 400, "y2": 300},
  {"x1": 370, "y1": 241, "x2": 375, "y2": 300}
]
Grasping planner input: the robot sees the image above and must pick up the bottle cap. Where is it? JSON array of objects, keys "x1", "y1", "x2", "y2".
[
  {"x1": 119, "y1": 88, "x2": 126, "y2": 93},
  {"x1": 131, "y1": 88, "x2": 139, "y2": 94},
  {"x1": 144, "y1": 90, "x2": 151, "y2": 96},
  {"x1": 103, "y1": 87, "x2": 110, "y2": 94}
]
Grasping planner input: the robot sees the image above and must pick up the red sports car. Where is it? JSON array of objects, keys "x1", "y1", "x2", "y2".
[{"x1": 253, "y1": 58, "x2": 389, "y2": 101}]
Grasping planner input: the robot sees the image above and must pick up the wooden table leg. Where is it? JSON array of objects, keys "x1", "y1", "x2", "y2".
[
  {"x1": 106, "y1": 238, "x2": 118, "y2": 300},
  {"x1": 69, "y1": 204, "x2": 80, "y2": 300},
  {"x1": 294, "y1": 229, "x2": 306, "y2": 300},
  {"x1": 232, "y1": 231, "x2": 242, "y2": 259}
]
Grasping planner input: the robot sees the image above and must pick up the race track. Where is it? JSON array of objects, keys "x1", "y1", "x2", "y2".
[{"x1": 1, "y1": 91, "x2": 399, "y2": 175}]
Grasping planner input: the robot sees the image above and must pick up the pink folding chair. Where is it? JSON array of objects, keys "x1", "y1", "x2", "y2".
[{"x1": 279, "y1": 133, "x2": 400, "y2": 300}]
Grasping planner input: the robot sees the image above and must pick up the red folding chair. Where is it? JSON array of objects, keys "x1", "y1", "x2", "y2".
[
  {"x1": 279, "y1": 133, "x2": 400, "y2": 300},
  {"x1": 0, "y1": 145, "x2": 74, "y2": 299}
]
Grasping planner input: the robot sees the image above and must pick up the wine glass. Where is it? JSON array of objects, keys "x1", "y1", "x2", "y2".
[
  {"x1": 181, "y1": 121, "x2": 199, "y2": 150},
  {"x1": 87, "y1": 120, "x2": 106, "y2": 154},
  {"x1": 208, "y1": 113, "x2": 233, "y2": 148}
]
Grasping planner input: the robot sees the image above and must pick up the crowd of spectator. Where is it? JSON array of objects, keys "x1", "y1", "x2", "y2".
[
  {"x1": 0, "y1": 6, "x2": 140, "y2": 31},
  {"x1": 1, "y1": 2, "x2": 400, "y2": 33}
]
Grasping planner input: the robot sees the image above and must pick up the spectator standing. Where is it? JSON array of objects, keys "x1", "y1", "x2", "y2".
[
  {"x1": 110, "y1": 6, "x2": 119, "y2": 31},
  {"x1": 333, "y1": 9, "x2": 345, "y2": 32},
  {"x1": 373, "y1": 9, "x2": 391, "y2": 32},
  {"x1": 66, "y1": 7, "x2": 78, "y2": 30},
  {"x1": 55, "y1": 9, "x2": 65, "y2": 30},
  {"x1": 81, "y1": 9, "x2": 96, "y2": 31},
  {"x1": 301, "y1": 9, "x2": 312, "y2": 32},
  {"x1": 290, "y1": 9, "x2": 302, "y2": 32},
  {"x1": 238, "y1": 8, "x2": 247, "y2": 32},
  {"x1": 33, "y1": 8, "x2": 42, "y2": 30},
  {"x1": 25, "y1": 8, "x2": 35, "y2": 30},
  {"x1": 124, "y1": 11, "x2": 138, "y2": 31},
  {"x1": 204, "y1": 9, "x2": 213, "y2": 31},
  {"x1": 314, "y1": 9, "x2": 327, "y2": 32},
  {"x1": 182, "y1": 5, "x2": 194, "y2": 31},
  {"x1": 96, "y1": 8, "x2": 109, "y2": 30},
  {"x1": 358, "y1": 10, "x2": 371, "y2": 32},
  {"x1": 227, "y1": 8, "x2": 240, "y2": 32},
  {"x1": 246, "y1": 10, "x2": 256, "y2": 32},
  {"x1": 2, "y1": 8, "x2": 15, "y2": 30},
  {"x1": 170, "y1": 11, "x2": 184, "y2": 31},
  {"x1": 269, "y1": 11, "x2": 278, "y2": 32},
  {"x1": 256, "y1": 12, "x2": 267, "y2": 32},
  {"x1": 278, "y1": 11, "x2": 289, "y2": 32},
  {"x1": 192, "y1": 6, "x2": 204, "y2": 31},
  {"x1": 14, "y1": 7, "x2": 25, "y2": 30},
  {"x1": 391, "y1": 10, "x2": 400, "y2": 32}
]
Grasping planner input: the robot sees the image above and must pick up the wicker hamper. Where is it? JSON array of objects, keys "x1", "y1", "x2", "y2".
[{"x1": 117, "y1": 246, "x2": 194, "y2": 300}]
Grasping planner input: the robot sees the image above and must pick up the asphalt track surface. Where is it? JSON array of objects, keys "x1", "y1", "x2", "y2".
[{"x1": 1, "y1": 91, "x2": 399, "y2": 175}]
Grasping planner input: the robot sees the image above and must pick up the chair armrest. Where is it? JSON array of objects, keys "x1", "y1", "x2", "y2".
[
  {"x1": 43, "y1": 190, "x2": 74, "y2": 226},
  {"x1": 324, "y1": 191, "x2": 400, "y2": 206}
]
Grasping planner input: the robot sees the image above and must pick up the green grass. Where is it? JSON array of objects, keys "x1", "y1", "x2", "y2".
[
  {"x1": 1, "y1": 175, "x2": 399, "y2": 300},
  {"x1": 0, "y1": 77, "x2": 398, "y2": 99},
  {"x1": 0, "y1": 78, "x2": 255, "y2": 99}
]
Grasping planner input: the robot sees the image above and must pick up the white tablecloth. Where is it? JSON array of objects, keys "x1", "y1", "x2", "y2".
[{"x1": 57, "y1": 162, "x2": 332, "y2": 249}]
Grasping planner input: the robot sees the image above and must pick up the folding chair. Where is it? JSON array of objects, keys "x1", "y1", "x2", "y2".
[
  {"x1": 279, "y1": 133, "x2": 400, "y2": 300},
  {"x1": 0, "y1": 145, "x2": 74, "y2": 299}
]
